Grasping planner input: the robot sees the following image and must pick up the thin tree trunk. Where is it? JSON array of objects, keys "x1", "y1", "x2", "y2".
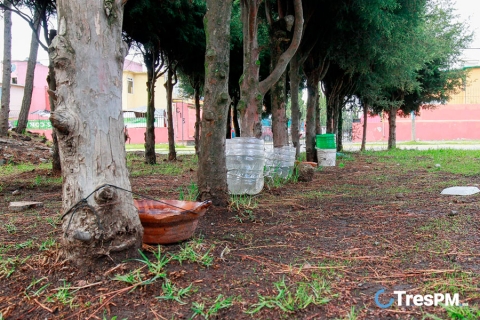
[
  {"x1": 270, "y1": 17, "x2": 289, "y2": 147},
  {"x1": 194, "y1": 81, "x2": 201, "y2": 155},
  {"x1": 46, "y1": 29, "x2": 61, "y2": 175},
  {"x1": 15, "y1": 9, "x2": 41, "y2": 134},
  {"x1": 289, "y1": 53, "x2": 301, "y2": 158},
  {"x1": 315, "y1": 83, "x2": 321, "y2": 135},
  {"x1": 360, "y1": 103, "x2": 368, "y2": 152},
  {"x1": 337, "y1": 106, "x2": 343, "y2": 152},
  {"x1": 226, "y1": 103, "x2": 232, "y2": 139},
  {"x1": 388, "y1": 106, "x2": 397, "y2": 150},
  {"x1": 197, "y1": 0, "x2": 232, "y2": 206},
  {"x1": 233, "y1": 99, "x2": 240, "y2": 137},
  {"x1": 326, "y1": 96, "x2": 334, "y2": 134},
  {"x1": 144, "y1": 50, "x2": 157, "y2": 165},
  {"x1": 304, "y1": 70, "x2": 319, "y2": 162},
  {"x1": 238, "y1": 0, "x2": 303, "y2": 138},
  {"x1": 50, "y1": 0, "x2": 143, "y2": 265},
  {"x1": 165, "y1": 67, "x2": 177, "y2": 161},
  {"x1": 0, "y1": 1, "x2": 12, "y2": 136}
]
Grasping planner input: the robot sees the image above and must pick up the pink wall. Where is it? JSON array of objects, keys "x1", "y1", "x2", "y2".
[
  {"x1": 127, "y1": 127, "x2": 169, "y2": 144},
  {"x1": 174, "y1": 102, "x2": 197, "y2": 142},
  {"x1": 352, "y1": 104, "x2": 480, "y2": 142},
  {"x1": 12, "y1": 61, "x2": 49, "y2": 115}
]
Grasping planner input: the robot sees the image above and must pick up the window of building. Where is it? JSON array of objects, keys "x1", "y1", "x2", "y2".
[
  {"x1": 11, "y1": 77, "x2": 17, "y2": 84},
  {"x1": 127, "y1": 78, "x2": 133, "y2": 94}
]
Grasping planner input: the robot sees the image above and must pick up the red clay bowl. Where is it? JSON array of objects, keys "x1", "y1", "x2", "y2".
[{"x1": 134, "y1": 199, "x2": 211, "y2": 245}]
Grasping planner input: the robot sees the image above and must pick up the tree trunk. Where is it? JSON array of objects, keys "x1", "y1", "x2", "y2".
[
  {"x1": 15, "y1": 9, "x2": 41, "y2": 134},
  {"x1": 46, "y1": 29, "x2": 62, "y2": 175},
  {"x1": 238, "y1": 0, "x2": 303, "y2": 138},
  {"x1": 194, "y1": 81, "x2": 201, "y2": 155},
  {"x1": 165, "y1": 67, "x2": 177, "y2": 161},
  {"x1": 49, "y1": 0, "x2": 143, "y2": 265},
  {"x1": 326, "y1": 96, "x2": 334, "y2": 134},
  {"x1": 0, "y1": 1, "x2": 12, "y2": 136},
  {"x1": 270, "y1": 17, "x2": 289, "y2": 148},
  {"x1": 315, "y1": 83, "x2": 321, "y2": 135},
  {"x1": 144, "y1": 50, "x2": 157, "y2": 165},
  {"x1": 304, "y1": 69, "x2": 319, "y2": 162},
  {"x1": 197, "y1": 0, "x2": 232, "y2": 207},
  {"x1": 289, "y1": 53, "x2": 301, "y2": 158},
  {"x1": 388, "y1": 106, "x2": 397, "y2": 150},
  {"x1": 337, "y1": 106, "x2": 343, "y2": 152},
  {"x1": 360, "y1": 103, "x2": 368, "y2": 152},
  {"x1": 226, "y1": 103, "x2": 232, "y2": 139},
  {"x1": 233, "y1": 99, "x2": 240, "y2": 137}
]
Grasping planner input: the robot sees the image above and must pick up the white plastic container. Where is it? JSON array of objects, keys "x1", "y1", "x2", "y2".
[
  {"x1": 265, "y1": 145, "x2": 296, "y2": 179},
  {"x1": 226, "y1": 137, "x2": 265, "y2": 195},
  {"x1": 317, "y1": 148, "x2": 336, "y2": 167}
]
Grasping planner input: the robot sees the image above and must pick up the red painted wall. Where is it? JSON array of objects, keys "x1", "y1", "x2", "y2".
[{"x1": 352, "y1": 104, "x2": 480, "y2": 142}]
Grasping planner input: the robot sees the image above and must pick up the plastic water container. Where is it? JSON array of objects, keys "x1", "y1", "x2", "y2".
[
  {"x1": 226, "y1": 137, "x2": 265, "y2": 195},
  {"x1": 265, "y1": 146, "x2": 296, "y2": 179},
  {"x1": 316, "y1": 134, "x2": 336, "y2": 149},
  {"x1": 317, "y1": 148, "x2": 336, "y2": 167}
]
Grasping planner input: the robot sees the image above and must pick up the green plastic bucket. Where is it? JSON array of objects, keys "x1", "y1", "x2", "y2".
[{"x1": 316, "y1": 134, "x2": 336, "y2": 149}]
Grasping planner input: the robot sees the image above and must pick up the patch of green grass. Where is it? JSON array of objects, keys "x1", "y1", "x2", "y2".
[
  {"x1": 157, "y1": 279, "x2": 194, "y2": 304},
  {"x1": 113, "y1": 269, "x2": 145, "y2": 286},
  {"x1": 0, "y1": 256, "x2": 30, "y2": 278},
  {"x1": 0, "y1": 162, "x2": 50, "y2": 178},
  {"x1": 362, "y1": 149, "x2": 480, "y2": 175},
  {"x1": 228, "y1": 194, "x2": 258, "y2": 212},
  {"x1": 170, "y1": 239, "x2": 215, "y2": 267},
  {"x1": 178, "y1": 181, "x2": 199, "y2": 201},
  {"x1": 191, "y1": 294, "x2": 234, "y2": 320},
  {"x1": 30, "y1": 175, "x2": 62, "y2": 188},
  {"x1": 127, "y1": 153, "x2": 197, "y2": 177},
  {"x1": 25, "y1": 276, "x2": 50, "y2": 299},
  {"x1": 246, "y1": 276, "x2": 333, "y2": 314},
  {"x1": 134, "y1": 247, "x2": 170, "y2": 279},
  {"x1": 39, "y1": 238, "x2": 56, "y2": 251},
  {"x1": 424, "y1": 304, "x2": 480, "y2": 320},
  {"x1": 422, "y1": 271, "x2": 480, "y2": 298},
  {"x1": 46, "y1": 281, "x2": 77, "y2": 309}
]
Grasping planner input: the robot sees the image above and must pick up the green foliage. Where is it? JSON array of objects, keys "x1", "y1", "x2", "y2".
[
  {"x1": 157, "y1": 280, "x2": 193, "y2": 304},
  {"x1": 170, "y1": 239, "x2": 215, "y2": 267},
  {"x1": 134, "y1": 247, "x2": 170, "y2": 279},
  {"x1": 191, "y1": 294, "x2": 234, "y2": 320},
  {"x1": 246, "y1": 277, "x2": 332, "y2": 314}
]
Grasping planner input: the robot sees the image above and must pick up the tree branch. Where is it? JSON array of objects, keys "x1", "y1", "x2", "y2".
[{"x1": 258, "y1": 0, "x2": 303, "y2": 95}]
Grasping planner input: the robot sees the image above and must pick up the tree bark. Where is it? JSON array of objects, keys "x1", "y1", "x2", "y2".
[
  {"x1": 304, "y1": 69, "x2": 319, "y2": 162},
  {"x1": 46, "y1": 29, "x2": 62, "y2": 175},
  {"x1": 238, "y1": 0, "x2": 303, "y2": 138},
  {"x1": 144, "y1": 49, "x2": 157, "y2": 165},
  {"x1": 360, "y1": 103, "x2": 368, "y2": 152},
  {"x1": 165, "y1": 67, "x2": 177, "y2": 161},
  {"x1": 388, "y1": 106, "x2": 397, "y2": 150},
  {"x1": 270, "y1": 16, "x2": 289, "y2": 148},
  {"x1": 15, "y1": 9, "x2": 42, "y2": 134},
  {"x1": 289, "y1": 52, "x2": 301, "y2": 158},
  {"x1": 50, "y1": 0, "x2": 143, "y2": 265},
  {"x1": 337, "y1": 106, "x2": 343, "y2": 152},
  {"x1": 194, "y1": 81, "x2": 201, "y2": 155},
  {"x1": 197, "y1": 0, "x2": 232, "y2": 207},
  {"x1": 0, "y1": 1, "x2": 12, "y2": 136}
]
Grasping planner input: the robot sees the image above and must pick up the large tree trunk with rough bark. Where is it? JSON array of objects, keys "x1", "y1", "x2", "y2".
[
  {"x1": 0, "y1": 1, "x2": 12, "y2": 136},
  {"x1": 46, "y1": 29, "x2": 62, "y2": 175},
  {"x1": 165, "y1": 67, "x2": 177, "y2": 161},
  {"x1": 238, "y1": 0, "x2": 303, "y2": 138},
  {"x1": 360, "y1": 103, "x2": 368, "y2": 152},
  {"x1": 49, "y1": 0, "x2": 143, "y2": 265},
  {"x1": 304, "y1": 69, "x2": 319, "y2": 162},
  {"x1": 197, "y1": 0, "x2": 232, "y2": 207},
  {"x1": 15, "y1": 10, "x2": 41, "y2": 134},
  {"x1": 289, "y1": 53, "x2": 301, "y2": 158},
  {"x1": 388, "y1": 106, "x2": 397, "y2": 150},
  {"x1": 144, "y1": 50, "x2": 157, "y2": 165}
]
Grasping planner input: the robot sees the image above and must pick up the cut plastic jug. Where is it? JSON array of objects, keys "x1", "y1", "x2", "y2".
[{"x1": 226, "y1": 137, "x2": 265, "y2": 195}]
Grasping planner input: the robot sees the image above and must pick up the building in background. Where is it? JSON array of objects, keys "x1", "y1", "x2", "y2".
[{"x1": 352, "y1": 66, "x2": 480, "y2": 142}]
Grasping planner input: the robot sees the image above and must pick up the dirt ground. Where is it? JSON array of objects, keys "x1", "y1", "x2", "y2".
[{"x1": 0, "y1": 136, "x2": 479, "y2": 319}]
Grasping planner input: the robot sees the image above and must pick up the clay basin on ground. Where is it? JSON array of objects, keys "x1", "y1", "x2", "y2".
[{"x1": 134, "y1": 199, "x2": 212, "y2": 245}]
